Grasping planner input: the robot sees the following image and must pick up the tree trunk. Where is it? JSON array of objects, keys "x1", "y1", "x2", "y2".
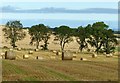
[
  {"x1": 11, "y1": 38, "x2": 16, "y2": 49},
  {"x1": 44, "y1": 39, "x2": 48, "y2": 50},
  {"x1": 36, "y1": 41, "x2": 39, "y2": 49},
  {"x1": 105, "y1": 39, "x2": 110, "y2": 54},
  {"x1": 61, "y1": 42, "x2": 65, "y2": 60}
]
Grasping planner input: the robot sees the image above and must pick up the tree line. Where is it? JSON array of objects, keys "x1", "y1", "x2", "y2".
[{"x1": 3, "y1": 20, "x2": 118, "y2": 55}]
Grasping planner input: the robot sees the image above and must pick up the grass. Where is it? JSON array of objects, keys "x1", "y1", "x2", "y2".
[
  {"x1": 2, "y1": 59, "x2": 118, "y2": 81},
  {"x1": 1, "y1": 47, "x2": 119, "y2": 81}
]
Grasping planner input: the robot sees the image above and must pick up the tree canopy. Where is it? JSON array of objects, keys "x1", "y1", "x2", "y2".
[
  {"x1": 29, "y1": 24, "x2": 51, "y2": 50},
  {"x1": 3, "y1": 20, "x2": 26, "y2": 48},
  {"x1": 54, "y1": 25, "x2": 73, "y2": 60}
]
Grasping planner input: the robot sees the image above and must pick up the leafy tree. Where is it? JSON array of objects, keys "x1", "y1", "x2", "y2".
[
  {"x1": 102, "y1": 29, "x2": 118, "y2": 54},
  {"x1": 40, "y1": 26, "x2": 51, "y2": 50},
  {"x1": 75, "y1": 24, "x2": 91, "y2": 52},
  {"x1": 88, "y1": 22, "x2": 109, "y2": 54},
  {"x1": 54, "y1": 25, "x2": 73, "y2": 59},
  {"x1": 3, "y1": 20, "x2": 26, "y2": 48},
  {"x1": 29, "y1": 24, "x2": 51, "y2": 50}
]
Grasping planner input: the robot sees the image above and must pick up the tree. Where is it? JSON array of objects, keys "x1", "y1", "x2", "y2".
[
  {"x1": 88, "y1": 22, "x2": 109, "y2": 54},
  {"x1": 3, "y1": 20, "x2": 26, "y2": 48},
  {"x1": 75, "y1": 24, "x2": 91, "y2": 52},
  {"x1": 102, "y1": 29, "x2": 118, "y2": 54},
  {"x1": 54, "y1": 25, "x2": 73, "y2": 60},
  {"x1": 29, "y1": 24, "x2": 51, "y2": 50},
  {"x1": 40, "y1": 26, "x2": 51, "y2": 50}
]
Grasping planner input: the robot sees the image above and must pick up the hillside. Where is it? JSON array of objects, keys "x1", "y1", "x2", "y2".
[{"x1": 0, "y1": 25, "x2": 87, "y2": 52}]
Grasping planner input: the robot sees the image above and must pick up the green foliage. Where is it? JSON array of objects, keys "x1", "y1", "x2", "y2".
[
  {"x1": 102, "y1": 29, "x2": 118, "y2": 54},
  {"x1": 87, "y1": 22, "x2": 117, "y2": 54},
  {"x1": 3, "y1": 20, "x2": 26, "y2": 48},
  {"x1": 3, "y1": 20, "x2": 118, "y2": 55},
  {"x1": 54, "y1": 25, "x2": 73, "y2": 52},
  {"x1": 87, "y1": 22, "x2": 108, "y2": 54},
  {"x1": 29, "y1": 24, "x2": 51, "y2": 50},
  {"x1": 75, "y1": 24, "x2": 91, "y2": 52},
  {"x1": 41, "y1": 26, "x2": 51, "y2": 50}
]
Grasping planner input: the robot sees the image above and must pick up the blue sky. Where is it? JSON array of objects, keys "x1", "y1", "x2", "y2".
[{"x1": 0, "y1": 1, "x2": 118, "y2": 30}]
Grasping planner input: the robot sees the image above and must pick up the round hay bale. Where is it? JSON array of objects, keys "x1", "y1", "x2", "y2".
[
  {"x1": 36, "y1": 56, "x2": 43, "y2": 60},
  {"x1": 50, "y1": 56, "x2": 56, "y2": 59},
  {"x1": 1, "y1": 52, "x2": 5, "y2": 59},
  {"x1": 9, "y1": 49, "x2": 13, "y2": 51},
  {"x1": 0, "y1": 56, "x2": 2, "y2": 59},
  {"x1": 75, "y1": 51, "x2": 79, "y2": 54},
  {"x1": 56, "y1": 52, "x2": 62, "y2": 55},
  {"x1": 23, "y1": 54, "x2": 29, "y2": 59},
  {"x1": 35, "y1": 49, "x2": 39, "y2": 52},
  {"x1": 106, "y1": 54, "x2": 113, "y2": 58},
  {"x1": 52, "y1": 50, "x2": 57, "y2": 53},
  {"x1": 62, "y1": 51, "x2": 73, "y2": 60},
  {"x1": 92, "y1": 53, "x2": 97, "y2": 58},
  {"x1": 80, "y1": 58, "x2": 87, "y2": 61},
  {"x1": 5, "y1": 51, "x2": 16, "y2": 60},
  {"x1": 1, "y1": 52, "x2": 5, "y2": 56},
  {"x1": 28, "y1": 51, "x2": 33, "y2": 54},
  {"x1": 17, "y1": 48, "x2": 22, "y2": 51},
  {"x1": 73, "y1": 54, "x2": 77, "y2": 58}
]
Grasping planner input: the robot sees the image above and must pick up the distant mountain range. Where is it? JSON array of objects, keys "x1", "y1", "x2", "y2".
[{"x1": 0, "y1": 5, "x2": 118, "y2": 14}]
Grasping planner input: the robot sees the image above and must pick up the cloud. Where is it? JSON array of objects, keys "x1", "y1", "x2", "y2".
[{"x1": 0, "y1": 6, "x2": 118, "y2": 14}]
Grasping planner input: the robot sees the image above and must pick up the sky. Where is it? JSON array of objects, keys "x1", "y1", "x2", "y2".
[{"x1": 0, "y1": 0, "x2": 119, "y2": 30}]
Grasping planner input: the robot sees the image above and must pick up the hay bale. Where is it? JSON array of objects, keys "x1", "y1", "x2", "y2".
[
  {"x1": 56, "y1": 52, "x2": 62, "y2": 55},
  {"x1": 50, "y1": 56, "x2": 56, "y2": 59},
  {"x1": 23, "y1": 54, "x2": 29, "y2": 59},
  {"x1": 62, "y1": 51, "x2": 73, "y2": 60},
  {"x1": 35, "y1": 49, "x2": 39, "y2": 52},
  {"x1": 1, "y1": 52, "x2": 5, "y2": 56},
  {"x1": 73, "y1": 54, "x2": 77, "y2": 58},
  {"x1": 36, "y1": 56, "x2": 43, "y2": 60},
  {"x1": 28, "y1": 51, "x2": 33, "y2": 54},
  {"x1": 52, "y1": 50, "x2": 57, "y2": 53},
  {"x1": 17, "y1": 48, "x2": 22, "y2": 51},
  {"x1": 80, "y1": 58, "x2": 87, "y2": 61},
  {"x1": 5, "y1": 51, "x2": 16, "y2": 60},
  {"x1": 9, "y1": 49, "x2": 13, "y2": 51},
  {"x1": 0, "y1": 52, "x2": 5, "y2": 59},
  {"x1": 75, "y1": 51, "x2": 79, "y2": 54},
  {"x1": 0, "y1": 56, "x2": 2, "y2": 59},
  {"x1": 106, "y1": 54, "x2": 113, "y2": 58},
  {"x1": 92, "y1": 53, "x2": 97, "y2": 58}
]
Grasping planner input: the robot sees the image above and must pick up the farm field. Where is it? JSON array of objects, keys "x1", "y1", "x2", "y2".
[
  {"x1": 0, "y1": 25, "x2": 119, "y2": 81},
  {"x1": 2, "y1": 52, "x2": 118, "y2": 81},
  {"x1": 2, "y1": 60, "x2": 118, "y2": 81}
]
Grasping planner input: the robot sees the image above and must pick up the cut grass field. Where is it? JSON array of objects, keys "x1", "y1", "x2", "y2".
[
  {"x1": 1, "y1": 48, "x2": 119, "y2": 81},
  {"x1": 2, "y1": 59, "x2": 118, "y2": 81}
]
